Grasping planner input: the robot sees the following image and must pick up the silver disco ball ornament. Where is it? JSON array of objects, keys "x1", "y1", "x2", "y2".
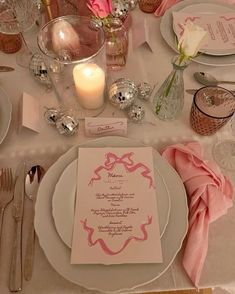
[
  {"x1": 44, "y1": 108, "x2": 62, "y2": 125},
  {"x1": 29, "y1": 53, "x2": 51, "y2": 87},
  {"x1": 126, "y1": 0, "x2": 138, "y2": 10},
  {"x1": 127, "y1": 104, "x2": 145, "y2": 123},
  {"x1": 137, "y1": 82, "x2": 152, "y2": 101},
  {"x1": 108, "y1": 78, "x2": 138, "y2": 110},
  {"x1": 112, "y1": 0, "x2": 129, "y2": 19},
  {"x1": 56, "y1": 114, "x2": 79, "y2": 136}
]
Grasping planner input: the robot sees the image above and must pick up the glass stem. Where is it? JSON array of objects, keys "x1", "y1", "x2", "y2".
[{"x1": 20, "y1": 32, "x2": 32, "y2": 54}]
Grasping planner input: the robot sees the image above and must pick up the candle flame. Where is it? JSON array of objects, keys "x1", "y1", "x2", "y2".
[{"x1": 83, "y1": 67, "x2": 93, "y2": 77}]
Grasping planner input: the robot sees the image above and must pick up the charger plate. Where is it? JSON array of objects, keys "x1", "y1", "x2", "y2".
[
  {"x1": 35, "y1": 136, "x2": 188, "y2": 293},
  {"x1": 52, "y1": 153, "x2": 171, "y2": 247}
]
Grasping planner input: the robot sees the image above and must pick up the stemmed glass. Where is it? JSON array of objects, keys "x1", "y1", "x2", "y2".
[{"x1": 0, "y1": 0, "x2": 41, "y2": 68}]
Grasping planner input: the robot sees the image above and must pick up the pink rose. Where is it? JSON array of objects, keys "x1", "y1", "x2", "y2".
[{"x1": 87, "y1": 0, "x2": 112, "y2": 18}]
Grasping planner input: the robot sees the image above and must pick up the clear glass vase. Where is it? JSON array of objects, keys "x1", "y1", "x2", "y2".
[
  {"x1": 152, "y1": 55, "x2": 189, "y2": 121},
  {"x1": 105, "y1": 18, "x2": 129, "y2": 71}
]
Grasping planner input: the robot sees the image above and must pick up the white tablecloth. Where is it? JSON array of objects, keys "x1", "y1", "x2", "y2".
[{"x1": 0, "y1": 8, "x2": 235, "y2": 294}]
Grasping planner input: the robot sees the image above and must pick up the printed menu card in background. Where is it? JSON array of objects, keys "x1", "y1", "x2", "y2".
[
  {"x1": 71, "y1": 147, "x2": 163, "y2": 265},
  {"x1": 173, "y1": 12, "x2": 235, "y2": 51}
]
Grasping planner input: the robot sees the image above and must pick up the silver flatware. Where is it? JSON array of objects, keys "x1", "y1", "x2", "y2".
[
  {"x1": 186, "y1": 88, "x2": 235, "y2": 96},
  {"x1": 9, "y1": 163, "x2": 25, "y2": 292},
  {"x1": 194, "y1": 72, "x2": 235, "y2": 86},
  {"x1": 0, "y1": 168, "x2": 14, "y2": 247},
  {"x1": 0, "y1": 66, "x2": 14, "y2": 72},
  {"x1": 24, "y1": 165, "x2": 44, "y2": 281}
]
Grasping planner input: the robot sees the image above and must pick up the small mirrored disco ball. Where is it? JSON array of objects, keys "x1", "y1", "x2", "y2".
[{"x1": 108, "y1": 78, "x2": 138, "y2": 110}]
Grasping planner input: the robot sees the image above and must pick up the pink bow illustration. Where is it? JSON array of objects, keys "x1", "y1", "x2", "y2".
[{"x1": 89, "y1": 152, "x2": 154, "y2": 188}]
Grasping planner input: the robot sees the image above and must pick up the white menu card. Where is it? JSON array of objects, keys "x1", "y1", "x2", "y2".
[
  {"x1": 173, "y1": 12, "x2": 235, "y2": 52},
  {"x1": 71, "y1": 147, "x2": 163, "y2": 265}
]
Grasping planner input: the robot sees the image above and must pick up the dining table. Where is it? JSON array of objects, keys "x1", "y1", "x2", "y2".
[{"x1": 0, "y1": 2, "x2": 235, "y2": 294}]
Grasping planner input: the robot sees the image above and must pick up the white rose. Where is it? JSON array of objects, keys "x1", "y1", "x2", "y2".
[{"x1": 178, "y1": 21, "x2": 207, "y2": 58}]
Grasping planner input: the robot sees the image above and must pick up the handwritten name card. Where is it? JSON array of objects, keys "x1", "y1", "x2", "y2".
[
  {"x1": 71, "y1": 147, "x2": 163, "y2": 265},
  {"x1": 85, "y1": 117, "x2": 127, "y2": 137}
]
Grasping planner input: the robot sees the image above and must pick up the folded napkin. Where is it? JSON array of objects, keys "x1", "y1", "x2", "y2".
[
  {"x1": 154, "y1": 0, "x2": 180, "y2": 17},
  {"x1": 162, "y1": 142, "x2": 234, "y2": 286}
]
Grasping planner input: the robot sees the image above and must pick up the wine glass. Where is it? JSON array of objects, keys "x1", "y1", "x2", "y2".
[{"x1": 0, "y1": 0, "x2": 41, "y2": 68}]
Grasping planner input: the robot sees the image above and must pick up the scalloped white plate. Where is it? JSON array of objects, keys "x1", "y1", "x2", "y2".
[
  {"x1": 0, "y1": 87, "x2": 12, "y2": 145},
  {"x1": 160, "y1": 0, "x2": 235, "y2": 66},
  {"x1": 35, "y1": 137, "x2": 188, "y2": 293}
]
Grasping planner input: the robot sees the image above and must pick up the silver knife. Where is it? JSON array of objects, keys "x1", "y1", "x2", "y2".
[
  {"x1": 186, "y1": 88, "x2": 235, "y2": 95},
  {"x1": 0, "y1": 66, "x2": 14, "y2": 72},
  {"x1": 9, "y1": 163, "x2": 25, "y2": 292}
]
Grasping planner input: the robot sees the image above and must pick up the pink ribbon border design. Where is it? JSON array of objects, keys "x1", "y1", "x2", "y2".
[
  {"x1": 89, "y1": 152, "x2": 155, "y2": 188},
  {"x1": 81, "y1": 216, "x2": 152, "y2": 255}
]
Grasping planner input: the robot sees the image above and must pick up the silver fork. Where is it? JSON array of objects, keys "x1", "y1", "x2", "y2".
[{"x1": 0, "y1": 168, "x2": 14, "y2": 243}]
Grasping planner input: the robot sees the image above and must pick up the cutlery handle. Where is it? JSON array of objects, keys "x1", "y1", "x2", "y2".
[
  {"x1": 222, "y1": 81, "x2": 235, "y2": 85},
  {"x1": 9, "y1": 220, "x2": 23, "y2": 292},
  {"x1": 24, "y1": 209, "x2": 35, "y2": 281},
  {"x1": 0, "y1": 208, "x2": 4, "y2": 244}
]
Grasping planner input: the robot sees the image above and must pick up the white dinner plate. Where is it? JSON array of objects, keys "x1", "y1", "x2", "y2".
[
  {"x1": 160, "y1": 0, "x2": 235, "y2": 66},
  {"x1": 35, "y1": 137, "x2": 188, "y2": 293},
  {"x1": 179, "y1": 3, "x2": 235, "y2": 56},
  {"x1": 0, "y1": 87, "x2": 12, "y2": 145},
  {"x1": 52, "y1": 152, "x2": 171, "y2": 247}
]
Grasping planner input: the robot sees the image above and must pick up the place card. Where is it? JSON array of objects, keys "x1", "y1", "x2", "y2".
[
  {"x1": 71, "y1": 147, "x2": 163, "y2": 265},
  {"x1": 20, "y1": 92, "x2": 40, "y2": 133},
  {"x1": 85, "y1": 117, "x2": 127, "y2": 137},
  {"x1": 132, "y1": 18, "x2": 155, "y2": 52},
  {"x1": 173, "y1": 12, "x2": 235, "y2": 51}
]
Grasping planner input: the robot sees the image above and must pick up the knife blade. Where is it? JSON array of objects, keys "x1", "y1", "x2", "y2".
[
  {"x1": 186, "y1": 89, "x2": 235, "y2": 95},
  {"x1": 9, "y1": 162, "x2": 25, "y2": 292},
  {"x1": 0, "y1": 66, "x2": 14, "y2": 72}
]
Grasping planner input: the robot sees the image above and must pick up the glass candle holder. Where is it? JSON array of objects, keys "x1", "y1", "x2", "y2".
[
  {"x1": 190, "y1": 86, "x2": 235, "y2": 136},
  {"x1": 38, "y1": 16, "x2": 107, "y2": 119}
]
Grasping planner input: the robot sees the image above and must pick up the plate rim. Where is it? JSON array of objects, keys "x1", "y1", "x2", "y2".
[
  {"x1": 35, "y1": 136, "x2": 188, "y2": 293},
  {"x1": 0, "y1": 87, "x2": 12, "y2": 145},
  {"x1": 160, "y1": 0, "x2": 235, "y2": 66}
]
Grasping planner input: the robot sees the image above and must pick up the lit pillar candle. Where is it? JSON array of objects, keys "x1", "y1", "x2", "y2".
[{"x1": 73, "y1": 63, "x2": 106, "y2": 109}]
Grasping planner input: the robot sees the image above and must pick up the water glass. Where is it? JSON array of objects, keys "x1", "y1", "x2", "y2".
[{"x1": 190, "y1": 86, "x2": 235, "y2": 136}]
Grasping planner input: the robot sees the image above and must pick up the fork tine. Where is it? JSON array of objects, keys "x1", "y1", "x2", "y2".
[
  {"x1": 9, "y1": 168, "x2": 13, "y2": 191},
  {"x1": 0, "y1": 168, "x2": 13, "y2": 192},
  {"x1": 6, "y1": 168, "x2": 10, "y2": 191}
]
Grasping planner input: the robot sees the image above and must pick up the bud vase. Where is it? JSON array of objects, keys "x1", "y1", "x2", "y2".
[
  {"x1": 105, "y1": 18, "x2": 129, "y2": 71},
  {"x1": 151, "y1": 55, "x2": 189, "y2": 121}
]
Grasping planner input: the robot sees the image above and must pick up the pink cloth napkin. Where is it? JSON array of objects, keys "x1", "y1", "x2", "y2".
[
  {"x1": 162, "y1": 142, "x2": 234, "y2": 286},
  {"x1": 154, "y1": 0, "x2": 180, "y2": 17}
]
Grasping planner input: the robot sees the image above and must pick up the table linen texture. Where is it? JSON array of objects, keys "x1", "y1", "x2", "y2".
[{"x1": 1, "y1": 4, "x2": 235, "y2": 294}]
